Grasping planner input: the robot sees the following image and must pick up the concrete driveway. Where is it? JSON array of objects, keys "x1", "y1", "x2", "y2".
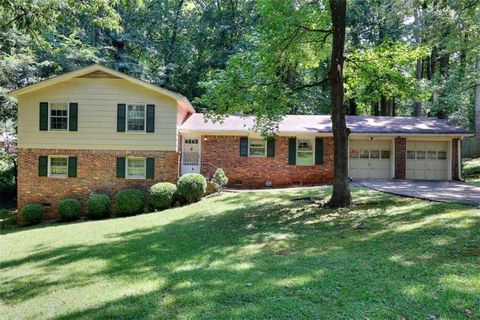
[{"x1": 355, "y1": 179, "x2": 480, "y2": 207}]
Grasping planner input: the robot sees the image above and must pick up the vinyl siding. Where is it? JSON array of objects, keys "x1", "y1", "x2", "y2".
[{"x1": 17, "y1": 78, "x2": 180, "y2": 151}]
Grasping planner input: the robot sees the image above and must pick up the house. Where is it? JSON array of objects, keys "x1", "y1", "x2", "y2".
[{"x1": 9, "y1": 64, "x2": 470, "y2": 219}]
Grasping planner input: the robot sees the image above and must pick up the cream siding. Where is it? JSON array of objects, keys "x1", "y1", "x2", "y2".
[{"x1": 18, "y1": 78, "x2": 180, "y2": 151}]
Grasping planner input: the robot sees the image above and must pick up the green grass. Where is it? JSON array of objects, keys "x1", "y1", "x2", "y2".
[
  {"x1": 463, "y1": 158, "x2": 480, "y2": 185},
  {"x1": 1, "y1": 187, "x2": 479, "y2": 319}
]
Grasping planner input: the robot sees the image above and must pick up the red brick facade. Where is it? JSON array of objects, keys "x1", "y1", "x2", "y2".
[
  {"x1": 199, "y1": 135, "x2": 334, "y2": 187},
  {"x1": 17, "y1": 148, "x2": 178, "y2": 221},
  {"x1": 394, "y1": 137, "x2": 406, "y2": 179}
]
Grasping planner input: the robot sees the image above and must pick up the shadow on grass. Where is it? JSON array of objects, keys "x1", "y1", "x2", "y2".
[{"x1": 1, "y1": 188, "x2": 479, "y2": 319}]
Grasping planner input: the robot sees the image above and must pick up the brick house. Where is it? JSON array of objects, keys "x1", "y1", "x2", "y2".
[{"x1": 10, "y1": 64, "x2": 470, "y2": 220}]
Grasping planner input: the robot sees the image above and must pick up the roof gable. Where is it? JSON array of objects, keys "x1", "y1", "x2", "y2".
[{"x1": 9, "y1": 64, "x2": 195, "y2": 114}]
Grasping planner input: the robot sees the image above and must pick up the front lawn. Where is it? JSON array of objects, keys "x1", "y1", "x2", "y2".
[
  {"x1": 463, "y1": 158, "x2": 480, "y2": 185},
  {"x1": 1, "y1": 187, "x2": 479, "y2": 319}
]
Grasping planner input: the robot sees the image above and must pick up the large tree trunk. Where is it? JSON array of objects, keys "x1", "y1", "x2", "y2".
[
  {"x1": 475, "y1": 58, "x2": 480, "y2": 136},
  {"x1": 413, "y1": 58, "x2": 423, "y2": 116},
  {"x1": 164, "y1": 0, "x2": 185, "y2": 85},
  {"x1": 328, "y1": 0, "x2": 351, "y2": 208}
]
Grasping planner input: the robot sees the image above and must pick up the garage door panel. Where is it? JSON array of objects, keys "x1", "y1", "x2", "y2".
[
  {"x1": 406, "y1": 140, "x2": 448, "y2": 180},
  {"x1": 349, "y1": 140, "x2": 392, "y2": 179}
]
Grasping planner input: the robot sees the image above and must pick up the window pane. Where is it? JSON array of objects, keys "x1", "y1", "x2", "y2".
[
  {"x1": 407, "y1": 151, "x2": 415, "y2": 159},
  {"x1": 416, "y1": 151, "x2": 426, "y2": 159},
  {"x1": 127, "y1": 105, "x2": 145, "y2": 131},
  {"x1": 297, "y1": 152, "x2": 313, "y2": 165},
  {"x1": 438, "y1": 151, "x2": 447, "y2": 160},
  {"x1": 249, "y1": 139, "x2": 266, "y2": 156},
  {"x1": 370, "y1": 150, "x2": 380, "y2": 159},
  {"x1": 298, "y1": 140, "x2": 313, "y2": 152},
  {"x1": 50, "y1": 157, "x2": 68, "y2": 177},
  {"x1": 359, "y1": 150, "x2": 369, "y2": 159},
  {"x1": 349, "y1": 149, "x2": 359, "y2": 158},
  {"x1": 427, "y1": 151, "x2": 436, "y2": 160},
  {"x1": 381, "y1": 150, "x2": 391, "y2": 159},
  {"x1": 50, "y1": 102, "x2": 68, "y2": 130},
  {"x1": 127, "y1": 158, "x2": 145, "y2": 177}
]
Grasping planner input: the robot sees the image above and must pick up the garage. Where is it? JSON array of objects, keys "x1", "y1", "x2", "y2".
[
  {"x1": 349, "y1": 139, "x2": 392, "y2": 179},
  {"x1": 406, "y1": 141, "x2": 449, "y2": 180}
]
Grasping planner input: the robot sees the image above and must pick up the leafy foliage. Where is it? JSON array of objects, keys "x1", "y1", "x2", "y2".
[
  {"x1": 149, "y1": 182, "x2": 176, "y2": 211},
  {"x1": 22, "y1": 203, "x2": 44, "y2": 225},
  {"x1": 87, "y1": 193, "x2": 111, "y2": 219},
  {"x1": 212, "y1": 168, "x2": 228, "y2": 189},
  {"x1": 116, "y1": 189, "x2": 145, "y2": 216},
  {"x1": 177, "y1": 173, "x2": 207, "y2": 203},
  {"x1": 58, "y1": 198, "x2": 82, "y2": 221}
]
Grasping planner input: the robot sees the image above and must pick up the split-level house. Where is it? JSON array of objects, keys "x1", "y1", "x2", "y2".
[{"x1": 9, "y1": 64, "x2": 470, "y2": 219}]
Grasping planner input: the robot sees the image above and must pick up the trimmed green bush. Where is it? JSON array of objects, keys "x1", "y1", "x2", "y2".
[
  {"x1": 22, "y1": 203, "x2": 44, "y2": 225},
  {"x1": 149, "y1": 182, "x2": 176, "y2": 210},
  {"x1": 58, "y1": 198, "x2": 81, "y2": 221},
  {"x1": 116, "y1": 189, "x2": 145, "y2": 216},
  {"x1": 172, "y1": 189, "x2": 187, "y2": 207},
  {"x1": 212, "y1": 168, "x2": 228, "y2": 189},
  {"x1": 87, "y1": 193, "x2": 111, "y2": 219},
  {"x1": 177, "y1": 173, "x2": 207, "y2": 203}
]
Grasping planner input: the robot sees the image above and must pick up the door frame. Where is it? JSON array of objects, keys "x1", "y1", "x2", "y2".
[{"x1": 181, "y1": 135, "x2": 201, "y2": 175}]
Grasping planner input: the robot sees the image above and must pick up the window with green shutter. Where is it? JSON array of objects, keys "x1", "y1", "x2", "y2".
[
  {"x1": 240, "y1": 137, "x2": 248, "y2": 156},
  {"x1": 288, "y1": 138, "x2": 296, "y2": 164},
  {"x1": 68, "y1": 156, "x2": 77, "y2": 177},
  {"x1": 267, "y1": 138, "x2": 275, "y2": 157},
  {"x1": 38, "y1": 156, "x2": 48, "y2": 176},
  {"x1": 315, "y1": 137, "x2": 324, "y2": 165},
  {"x1": 146, "y1": 104, "x2": 155, "y2": 133},
  {"x1": 146, "y1": 158, "x2": 154, "y2": 179},
  {"x1": 39, "y1": 102, "x2": 48, "y2": 131},
  {"x1": 69, "y1": 103, "x2": 78, "y2": 131},
  {"x1": 117, "y1": 157, "x2": 126, "y2": 178},
  {"x1": 117, "y1": 104, "x2": 126, "y2": 132}
]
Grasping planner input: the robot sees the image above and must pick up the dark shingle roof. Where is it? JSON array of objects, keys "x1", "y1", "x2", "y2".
[{"x1": 180, "y1": 114, "x2": 470, "y2": 135}]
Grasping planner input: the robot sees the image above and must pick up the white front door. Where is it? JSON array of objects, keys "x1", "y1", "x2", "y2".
[
  {"x1": 349, "y1": 139, "x2": 393, "y2": 179},
  {"x1": 181, "y1": 137, "x2": 200, "y2": 175},
  {"x1": 406, "y1": 141, "x2": 448, "y2": 180}
]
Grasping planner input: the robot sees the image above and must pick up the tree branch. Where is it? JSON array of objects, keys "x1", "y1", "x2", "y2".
[
  {"x1": 291, "y1": 77, "x2": 329, "y2": 92},
  {"x1": 295, "y1": 25, "x2": 332, "y2": 33}
]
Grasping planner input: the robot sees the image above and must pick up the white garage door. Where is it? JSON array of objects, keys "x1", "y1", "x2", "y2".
[
  {"x1": 349, "y1": 140, "x2": 392, "y2": 179},
  {"x1": 406, "y1": 141, "x2": 448, "y2": 180}
]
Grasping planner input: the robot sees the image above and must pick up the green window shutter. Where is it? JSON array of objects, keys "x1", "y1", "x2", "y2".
[
  {"x1": 146, "y1": 157, "x2": 155, "y2": 179},
  {"x1": 146, "y1": 104, "x2": 155, "y2": 133},
  {"x1": 288, "y1": 138, "x2": 296, "y2": 165},
  {"x1": 69, "y1": 103, "x2": 78, "y2": 131},
  {"x1": 240, "y1": 137, "x2": 248, "y2": 157},
  {"x1": 267, "y1": 138, "x2": 275, "y2": 157},
  {"x1": 38, "y1": 156, "x2": 48, "y2": 176},
  {"x1": 315, "y1": 137, "x2": 324, "y2": 165},
  {"x1": 116, "y1": 157, "x2": 126, "y2": 178},
  {"x1": 39, "y1": 102, "x2": 48, "y2": 131},
  {"x1": 117, "y1": 104, "x2": 126, "y2": 132},
  {"x1": 68, "y1": 156, "x2": 77, "y2": 177}
]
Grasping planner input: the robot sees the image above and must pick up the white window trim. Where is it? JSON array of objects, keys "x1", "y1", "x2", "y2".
[
  {"x1": 48, "y1": 102, "x2": 69, "y2": 131},
  {"x1": 126, "y1": 103, "x2": 147, "y2": 133},
  {"x1": 126, "y1": 157, "x2": 147, "y2": 179},
  {"x1": 48, "y1": 155, "x2": 69, "y2": 178},
  {"x1": 296, "y1": 138, "x2": 315, "y2": 166},
  {"x1": 248, "y1": 138, "x2": 267, "y2": 157}
]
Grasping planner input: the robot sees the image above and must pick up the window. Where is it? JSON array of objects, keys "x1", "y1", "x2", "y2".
[
  {"x1": 407, "y1": 151, "x2": 415, "y2": 159},
  {"x1": 438, "y1": 151, "x2": 447, "y2": 160},
  {"x1": 349, "y1": 149, "x2": 359, "y2": 158},
  {"x1": 126, "y1": 157, "x2": 146, "y2": 179},
  {"x1": 297, "y1": 139, "x2": 314, "y2": 165},
  {"x1": 127, "y1": 104, "x2": 146, "y2": 132},
  {"x1": 370, "y1": 150, "x2": 380, "y2": 159},
  {"x1": 49, "y1": 156, "x2": 68, "y2": 177},
  {"x1": 50, "y1": 102, "x2": 68, "y2": 130},
  {"x1": 381, "y1": 150, "x2": 391, "y2": 159},
  {"x1": 359, "y1": 150, "x2": 369, "y2": 159},
  {"x1": 249, "y1": 139, "x2": 266, "y2": 157},
  {"x1": 427, "y1": 151, "x2": 437, "y2": 160},
  {"x1": 416, "y1": 151, "x2": 426, "y2": 159}
]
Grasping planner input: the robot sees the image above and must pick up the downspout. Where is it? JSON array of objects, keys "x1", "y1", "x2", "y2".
[{"x1": 458, "y1": 138, "x2": 463, "y2": 181}]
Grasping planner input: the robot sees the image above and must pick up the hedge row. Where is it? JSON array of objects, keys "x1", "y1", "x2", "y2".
[{"x1": 22, "y1": 173, "x2": 209, "y2": 225}]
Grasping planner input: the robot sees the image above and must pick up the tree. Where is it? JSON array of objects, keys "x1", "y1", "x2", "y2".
[{"x1": 328, "y1": 0, "x2": 351, "y2": 207}]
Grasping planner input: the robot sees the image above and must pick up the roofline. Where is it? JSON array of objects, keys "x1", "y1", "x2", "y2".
[
  {"x1": 179, "y1": 129, "x2": 471, "y2": 137},
  {"x1": 9, "y1": 64, "x2": 195, "y2": 114}
]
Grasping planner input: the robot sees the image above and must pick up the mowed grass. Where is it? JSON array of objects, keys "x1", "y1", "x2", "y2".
[{"x1": 1, "y1": 187, "x2": 480, "y2": 319}]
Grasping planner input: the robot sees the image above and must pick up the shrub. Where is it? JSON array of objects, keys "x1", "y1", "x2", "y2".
[
  {"x1": 176, "y1": 173, "x2": 207, "y2": 202},
  {"x1": 212, "y1": 168, "x2": 228, "y2": 189},
  {"x1": 58, "y1": 198, "x2": 81, "y2": 221},
  {"x1": 172, "y1": 189, "x2": 187, "y2": 207},
  {"x1": 87, "y1": 193, "x2": 111, "y2": 219},
  {"x1": 22, "y1": 203, "x2": 44, "y2": 225},
  {"x1": 149, "y1": 182, "x2": 176, "y2": 210},
  {"x1": 116, "y1": 189, "x2": 145, "y2": 216}
]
